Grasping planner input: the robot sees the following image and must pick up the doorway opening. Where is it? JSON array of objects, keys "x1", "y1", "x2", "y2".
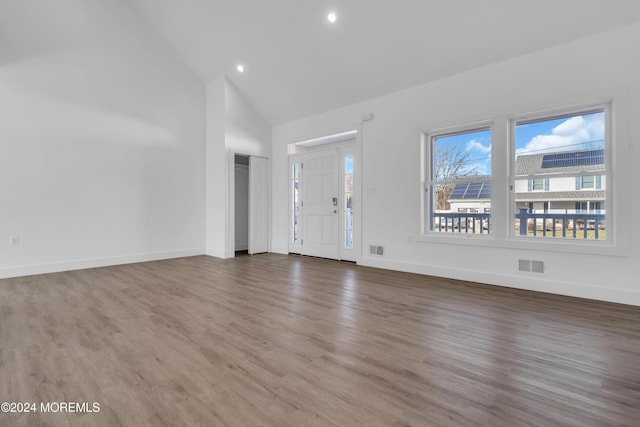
[
  {"x1": 288, "y1": 130, "x2": 359, "y2": 262},
  {"x1": 233, "y1": 154, "x2": 269, "y2": 256},
  {"x1": 234, "y1": 154, "x2": 249, "y2": 256}
]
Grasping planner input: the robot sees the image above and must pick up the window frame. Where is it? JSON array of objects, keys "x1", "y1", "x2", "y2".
[
  {"x1": 529, "y1": 178, "x2": 549, "y2": 191},
  {"x1": 508, "y1": 103, "x2": 612, "y2": 244},
  {"x1": 288, "y1": 154, "x2": 303, "y2": 254},
  {"x1": 422, "y1": 121, "x2": 494, "y2": 238},
  {"x1": 418, "y1": 95, "x2": 628, "y2": 256},
  {"x1": 580, "y1": 175, "x2": 595, "y2": 189},
  {"x1": 342, "y1": 149, "x2": 355, "y2": 254}
]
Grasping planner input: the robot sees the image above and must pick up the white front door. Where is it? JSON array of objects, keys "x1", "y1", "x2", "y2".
[
  {"x1": 248, "y1": 156, "x2": 269, "y2": 254},
  {"x1": 302, "y1": 150, "x2": 339, "y2": 259}
]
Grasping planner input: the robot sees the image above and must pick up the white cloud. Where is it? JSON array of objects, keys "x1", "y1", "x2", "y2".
[
  {"x1": 466, "y1": 139, "x2": 491, "y2": 154},
  {"x1": 517, "y1": 113, "x2": 605, "y2": 155},
  {"x1": 553, "y1": 116, "x2": 586, "y2": 136},
  {"x1": 463, "y1": 139, "x2": 491, "y2": 175},
  {"x1": 585, "y1": 113, "x2": 605, "y2": 140}
]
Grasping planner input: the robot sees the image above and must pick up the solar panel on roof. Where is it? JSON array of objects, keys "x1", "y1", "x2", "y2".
[
  {"x1": 450, "y1": 187, "x2": 466, "y2": 198},
  {"x1": 478, "y1": 182, "x2": 491, "y2": 198},
  {"x1": 541, "y1": 149, "x2": 604, "y2": 169},
  {"x1": 449, "y1": 180, "x2": 491, "y2": 199}
]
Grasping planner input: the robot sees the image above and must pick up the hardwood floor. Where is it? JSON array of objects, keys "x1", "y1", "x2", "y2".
[{"x1": 1, "y1": 254, "x2": 639, "y2": 426}]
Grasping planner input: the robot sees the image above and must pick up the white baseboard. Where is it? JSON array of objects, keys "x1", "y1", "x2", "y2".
[
  {"x1": 205, "y1": 249, "x2": 235, "y2": 259},
  {"x1": 270, "y1": 245, "x2": 289, "y2": 255},
  {"x1": 360, "y1": 256, "x2": 640, "y2": 307},
  {"x1": 0, "y1": 249, "x2": 205, "y2": 280}
]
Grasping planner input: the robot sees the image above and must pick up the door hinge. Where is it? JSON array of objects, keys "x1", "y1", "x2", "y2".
[
  {"x1": 301, "y1": 239, "x2": 303, "y2": 245},
  {"x1": 301, "y1": 201, "x2": 303, "y2": 207}
]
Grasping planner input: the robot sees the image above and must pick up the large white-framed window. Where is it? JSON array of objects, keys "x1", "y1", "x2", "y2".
[
  {"x1": 511, "y1": 105, "x2": 609, "y2": 241},
  {"x1": 423, "y1": 123, "x2": 493, "y2": 236}
]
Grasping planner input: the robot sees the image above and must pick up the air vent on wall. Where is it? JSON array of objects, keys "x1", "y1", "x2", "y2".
[
  {"x1": 369, "y1": 245, "x2": 384, "y2": 256},
  {"x1": 519, "y1": 259, "x2": 545, "y2": 273},
  {"x1": 531, "y1": 260, "x2": 544, "y2": 274}
]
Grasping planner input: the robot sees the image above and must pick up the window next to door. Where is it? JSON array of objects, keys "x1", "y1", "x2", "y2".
[
  {"x1": 344, "y1": 155, "x2": 354, "y2": 249},
  {"x1": 290, "y1": 159, "x2": 301, "y2": 250}
]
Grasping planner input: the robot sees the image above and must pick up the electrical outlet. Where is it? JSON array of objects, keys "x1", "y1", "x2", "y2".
[{"x1": 9, "y1": 236, "x2": 19, "y2": 246}]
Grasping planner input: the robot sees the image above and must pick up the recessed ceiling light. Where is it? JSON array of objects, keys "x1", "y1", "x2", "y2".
[
  {"x1": 327, "y1": 12, "x2": 337, "y2": 23},
  {"x1": 236, "y1": 64, "x2": 245, "y2": 73}
]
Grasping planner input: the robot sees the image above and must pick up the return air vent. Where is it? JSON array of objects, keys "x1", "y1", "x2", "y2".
[
  {"x1": 518, "y1": 259, "x2": 545, "y2": 274},
  {"x1": 531, "y1": 260, "x2": 545, "y2": 274},
  {"x1": 369, "y1": 245, "x2": 384, "y2": 256}
]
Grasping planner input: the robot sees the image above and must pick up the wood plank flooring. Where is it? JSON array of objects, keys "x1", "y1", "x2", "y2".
[{"x1": 1, "y1": 254, "x2": 639, "y2": 426}]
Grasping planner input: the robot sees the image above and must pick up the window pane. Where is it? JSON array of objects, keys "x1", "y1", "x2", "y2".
[
  {"x1": 345, "y1": 230, "x2": 353, "y2": 249},
  {"x1": 432, "y1": 129, "x2": 492, "y2": 183},
  {"x1": 345, "y1": 193, "x2": 353, "y2": 210},
  {"x1": 344, "y1": 154, "x2": 354, "y2": 250},
  {"x1": 344, "y1": 155, "x2": 354, "y2": 193},
  {"x1": 291, "y1": 162, "x2": 300, "y2": 243},
  {"x1": 292, "y1": 211, "x2": 299, "y2": 243},
  {"x1": 345, "y1": 155, "x2": 353, "y2": 174},
  {"x1": 532, "y1": 178, "x2": 544, "y2": 191},
  {"x1": 345, "y1": 210, "x2": 353, "y2": 229},
  {"x1": 514, "y1": 110, "x2": 606, "y2": 240},
  {"x1": 581, "y1": 176, "x2": 595, "y2": 189},
  {"x1": 428, "y1": 127, "x2": 492, "y2": 235}
]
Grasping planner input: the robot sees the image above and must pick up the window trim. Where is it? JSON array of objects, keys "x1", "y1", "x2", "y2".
[
  {"x1": 418, "y1": 93, "x2": 629, "y2": 257},
  {"x1": 528, "y1": 177, "x2": 549, "y2": 192},
  {"x1": 288, "y1": 154, "x2": 303, "y2": 254},
  {"x1": 422, "y1": 121, "x2": 494, "y2": 238},
  {"x1": 508, "y1": 102, "x2": 612, "y2": 245}
]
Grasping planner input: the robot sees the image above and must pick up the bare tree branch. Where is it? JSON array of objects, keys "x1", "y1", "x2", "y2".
[{"x1": 434, "y1": 145, "x2": 478, "y2": 210}]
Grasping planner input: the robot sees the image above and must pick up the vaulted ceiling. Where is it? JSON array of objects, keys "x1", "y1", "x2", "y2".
[
  {"x1": 127, "y1": 1, "x2": 640, "y2": 125},
  {"x1": 4, "y1": 1, "x2": 640, "y2": 126}
]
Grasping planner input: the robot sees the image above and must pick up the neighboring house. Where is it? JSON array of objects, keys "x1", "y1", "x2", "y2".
[{"x1": 448, "y1": 149, "x2": 605, "y2": 214}]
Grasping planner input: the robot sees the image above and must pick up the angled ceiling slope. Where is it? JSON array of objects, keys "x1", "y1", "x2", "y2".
[{"x1": 130, "y1": 0, "x2": 640, "y2": 125}]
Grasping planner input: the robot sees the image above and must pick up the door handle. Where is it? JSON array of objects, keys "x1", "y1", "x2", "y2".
[{"x1": 332, "y1": 197, "x2": 338, "y2": 206}]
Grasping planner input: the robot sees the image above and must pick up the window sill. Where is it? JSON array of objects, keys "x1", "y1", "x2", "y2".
[{"x1": 416, "y1": 233, "x2": 627, "y2": 257}]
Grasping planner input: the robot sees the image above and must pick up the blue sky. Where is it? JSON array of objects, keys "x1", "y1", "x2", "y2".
[
  {"x1": 515, "y1": 111, "x2": 604, "y2": 156},
  {"x1": 435, "y1": 111, "x2": 605, "y2": 176},
  {"x1": 435, "y1": 129, "x2": 492, "y2": 175}
]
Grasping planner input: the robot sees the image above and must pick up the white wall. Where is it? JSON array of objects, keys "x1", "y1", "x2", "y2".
[
  {"x1": 205, "y1": 77, "x2": 271, "y2": 257},
  {"x1": 0, "y1": 0, "x2": 205, "y2": 277},
  {"x1": 273, "y1": 23, "x2": 640, "y2": 305},
  {"x1": 205, "y1": 78, "x2": 228, "y2": 257}
]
